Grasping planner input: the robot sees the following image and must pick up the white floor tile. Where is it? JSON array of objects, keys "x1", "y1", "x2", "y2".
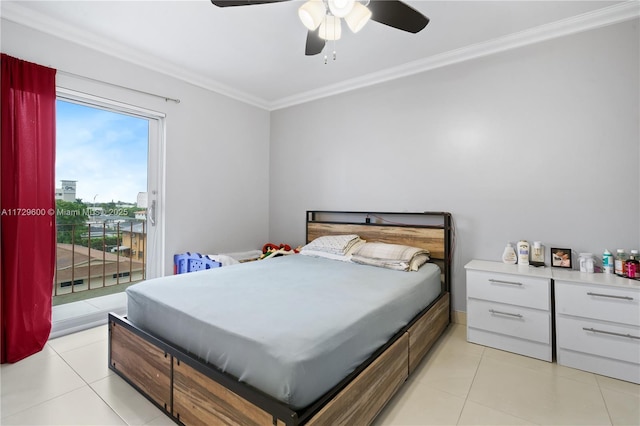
[
  {"x1": 468, "y1": 356, "x2": 611, "y2": 425},
  {"x1": 411, "y1": 349, "x2": 482, "y2": 398},
  {"x1": 596, "y1": 374, "x2": 640, "y2": 397},
  {"x1": 1, "y1": 353, "x2": 86, "y2": 418},
  {"x1": 91, "y1": 375, "x2": 168, "y2": 426},
  {"x1": 457, "y1": 400, "x2": 537, "y2": 425},
  {"x1": 601, "y1": 387, "x2": 640, "y2": 426},
  {"x1": 144, "y1": 414, "x2": 177, "y2": 425},
  {"x1": 58, "y1": 339, "x2": 113, "y2": 384},
  {"x1": 48, "y1": 324, "x2": 108, "y2": 354},
  {"x1": 1, "y1": 386, "x2": 126, "y2": 425},
  {"x1": 374, "y1": 378, "x2": 466, "y2": 425}
]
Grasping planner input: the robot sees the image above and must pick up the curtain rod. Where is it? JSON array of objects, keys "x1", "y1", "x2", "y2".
[{"x1": 57, "y1": 70, "x2": 181, "y2": 104}]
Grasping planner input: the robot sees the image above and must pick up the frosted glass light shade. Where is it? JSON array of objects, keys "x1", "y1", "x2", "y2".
[
  {"x1": 318, "y1": 15, "x2": 342, "y2": 40},
  {"x1": 328, "y1": 0, "x2": 354, "y2": 18},
  {"x1": 345, "y1": 3, "x2": 371, "y2": 33},
  {"x1": 298, "y1": 0, "x2": 326, "y2": 31}
]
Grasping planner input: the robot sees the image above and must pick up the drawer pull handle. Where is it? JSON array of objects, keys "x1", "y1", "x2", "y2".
[
  {"x1": 582, "y1": 327, "x2": 640, "y2": 340},
  {"x1": 586, "y1": 292, "x2": 634, "y2": 301},
  {"x1": 488, "y1": 279, "x2": 523, "y2": 286},
  {"x1": 489, "y1": 309, "x2": 523, "y2": 318}
]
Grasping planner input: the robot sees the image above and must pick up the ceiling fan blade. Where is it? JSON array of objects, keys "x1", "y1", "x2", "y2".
[
  {"x1": 305, "y1": 29, "x2": 325, "y2": 56},
  {"x1": 368, "y1": 0, "x2": 429, "y2": 33},
  {"x1": 210, "y1": 0, "x2": 291, "y2": 7}
]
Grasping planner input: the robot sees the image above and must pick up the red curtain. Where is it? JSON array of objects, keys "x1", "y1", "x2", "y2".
[{"x1": 1, "y1": 54, "x2": 57, "y2": 363}]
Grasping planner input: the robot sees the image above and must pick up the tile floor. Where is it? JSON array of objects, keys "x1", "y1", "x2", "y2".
[{"x1": 1, "y1": 323, "x2": 638, "y2": 425}]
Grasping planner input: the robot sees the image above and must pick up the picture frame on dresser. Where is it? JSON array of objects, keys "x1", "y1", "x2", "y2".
[{"x1": 551, "y1": 248, "x2": 572, "y2": 268}]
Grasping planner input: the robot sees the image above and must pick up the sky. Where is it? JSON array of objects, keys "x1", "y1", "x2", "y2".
[{"x1": 56, "y1": 100, "x2": 148, "y2": 205}]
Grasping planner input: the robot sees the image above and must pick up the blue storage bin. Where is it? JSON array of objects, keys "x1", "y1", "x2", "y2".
[{"x1": 174, "y1": 252, "x2": 222, "y2": 274}]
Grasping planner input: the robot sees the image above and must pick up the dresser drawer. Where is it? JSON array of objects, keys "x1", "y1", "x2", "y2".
[
  {"x1": 556, "y1": 316, "x2": 640, "y2": 365},
  {"x1": 467, "y1": 299, "x2": 550, "y2": 344},
  {"x1": 556, "y1": 281, "x2": 640, "y2": 326},
  {"x1": 467, "y1": 270, "x2": 550, "y2": 310}
]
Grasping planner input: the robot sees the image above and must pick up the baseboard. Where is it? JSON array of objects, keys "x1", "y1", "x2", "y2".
[{"x1": 452, "y1": 310, "x2": 467, "y2": 325}]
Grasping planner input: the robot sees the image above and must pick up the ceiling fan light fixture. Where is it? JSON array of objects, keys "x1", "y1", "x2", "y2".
[
  {"x1": 328, "y1": 0, "x2": 354, "y2": 18},
  {"x1": 345, "y1": 2, "x2": 371, "y2": 33},
  {"x1": 298, "y1": 0, "x2": 326, "y2": 31},
  {"x1": 318, "y1": 15, "x2": 342, "y2": 41}
]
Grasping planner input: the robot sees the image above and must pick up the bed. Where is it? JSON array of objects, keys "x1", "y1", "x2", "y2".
[{"x1": 108, "y1": 211, "x2": 453, "y2": 425}]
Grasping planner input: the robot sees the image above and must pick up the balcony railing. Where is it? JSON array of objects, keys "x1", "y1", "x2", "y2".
[{"x1": 53, "y1": 220, "x2": 146, "y2": 300}]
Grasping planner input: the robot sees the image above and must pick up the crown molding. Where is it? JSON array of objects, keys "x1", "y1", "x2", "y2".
[
  {"x1": 270, "y1": 0, "x2": 640, "y2": 110},
  {"x1": 0, "y1": 1, "x2": 271, "y2": 110},
  {"x1": 2, "y1": 1, "x2": 638, "y2": 112}
]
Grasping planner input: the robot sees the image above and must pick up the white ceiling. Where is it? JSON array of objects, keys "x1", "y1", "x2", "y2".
[{"x1": 2, "y1": 1, "x2": 636, "y2": 109}]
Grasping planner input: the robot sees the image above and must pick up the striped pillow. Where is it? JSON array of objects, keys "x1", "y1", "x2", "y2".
[
  {"x1": 351, "y1": 242, "x2": 430, "y2": 271},
  {"x1": 301, "y1": 234, "x2": 363, "y2": 256}
]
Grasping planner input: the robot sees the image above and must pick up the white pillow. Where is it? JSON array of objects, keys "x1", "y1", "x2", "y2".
[
  {"x1": 301, "y1": 234, "x2": 363, "y2": 255},
  {"x1": 300, "y1": 240, "x2": 365, "y2": 262},
  {"x1": 351, "y1": 242, "x2": 430, "y2": 271}
]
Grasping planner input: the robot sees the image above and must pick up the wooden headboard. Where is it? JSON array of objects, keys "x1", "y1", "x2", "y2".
[{"x1": 306, "y1": 211, "x2": 453, "y2": 292}]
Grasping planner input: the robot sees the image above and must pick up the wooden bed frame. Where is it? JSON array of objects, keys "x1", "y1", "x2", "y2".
[{"x1": 108, "y1": 211, "x2": 453, "y2": 425}]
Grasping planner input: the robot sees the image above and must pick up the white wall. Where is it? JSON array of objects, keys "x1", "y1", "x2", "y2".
[
  {"x1": 1, "y1": 20, "x2": 271, "y2": 276},
  {"x1": 269, "y1": 20, "x2": 640, "y2": 312}
]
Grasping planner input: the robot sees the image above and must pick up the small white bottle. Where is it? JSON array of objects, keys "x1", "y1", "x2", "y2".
[
  {"x1": 602, "y1": 249, "x2": 614, "y2": 274},
  {"x1": 502, "y1": 243, "x2": 517, "y2": 264},
  {"x1": 579, "y1": 253, "x2": 595, "y2": 273},
  {"x1": 517, "y1": 240, "x2": 530, "y2": 265}
]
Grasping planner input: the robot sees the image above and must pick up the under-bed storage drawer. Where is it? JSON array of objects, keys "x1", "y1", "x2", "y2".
[
  {"x1": 109, "y1": 321, "x2": 172, "y2": 413},
  {"x1": 173, "y1": 358, "x2": 276, "y2": 426},
  {"x1": 307, "y1": 333, "x2": 409, "y2": 426},
  {"x1": 408, "y1": 292, "x2": 450, "y2": 374}
]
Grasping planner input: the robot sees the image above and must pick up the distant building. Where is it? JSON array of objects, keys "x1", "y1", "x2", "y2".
[
  {"x1": 55, "y1": 180, "x2": 77, "y2": 202},
  {"x1": 120, "y1": 222, "x2": 147, "y2": 262},
  {"x1": 134, "y1": 210, "x2": 146, "y2": 221}
]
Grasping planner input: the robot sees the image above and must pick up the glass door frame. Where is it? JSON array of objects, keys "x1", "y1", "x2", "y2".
[{"x1": 56, "y1": 87, "x2": 166, "y2": 279}]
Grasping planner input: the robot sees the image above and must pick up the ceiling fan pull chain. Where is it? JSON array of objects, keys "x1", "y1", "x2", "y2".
[
  {"x1": 332, "y1": 17, "x2": 338, "y2": 61},
  {"x1": 333, "y1": 39, "x2": 337, "y2": 61}
]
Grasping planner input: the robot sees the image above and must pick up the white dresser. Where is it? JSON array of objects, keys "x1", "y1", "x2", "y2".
[
  {"x1": 465, "y1": 260, "x2": 553, "y2": 362},
  {"x1": 554, "y1": 269, "x2": 640, "y2": 384}
]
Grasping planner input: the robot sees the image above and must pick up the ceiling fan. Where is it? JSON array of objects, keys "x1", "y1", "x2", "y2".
[{"x1": 210, "y1": 0, "x2": 429, "y2": 56}]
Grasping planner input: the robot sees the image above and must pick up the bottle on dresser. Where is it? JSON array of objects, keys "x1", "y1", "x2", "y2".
[
  {"x1": 517, "y1": 240, "x2": 530, "y2": 265},
  {"x1": 626, "y1": 250, "x2": 639, "y2": 279},
  {"x1": 602, "y1": 249, "x2": 614, "y2": 274},
  {"x1": 502, "y1": 243, "x2": 517, "y2": 264},
  {"x1": 615, "y1": 249, "x2": 628, "y2": 277}
]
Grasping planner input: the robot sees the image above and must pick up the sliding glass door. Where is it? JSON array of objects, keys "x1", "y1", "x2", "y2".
[{"x1": 54, "y1": 89, "x2": 165, "y2": 303}]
